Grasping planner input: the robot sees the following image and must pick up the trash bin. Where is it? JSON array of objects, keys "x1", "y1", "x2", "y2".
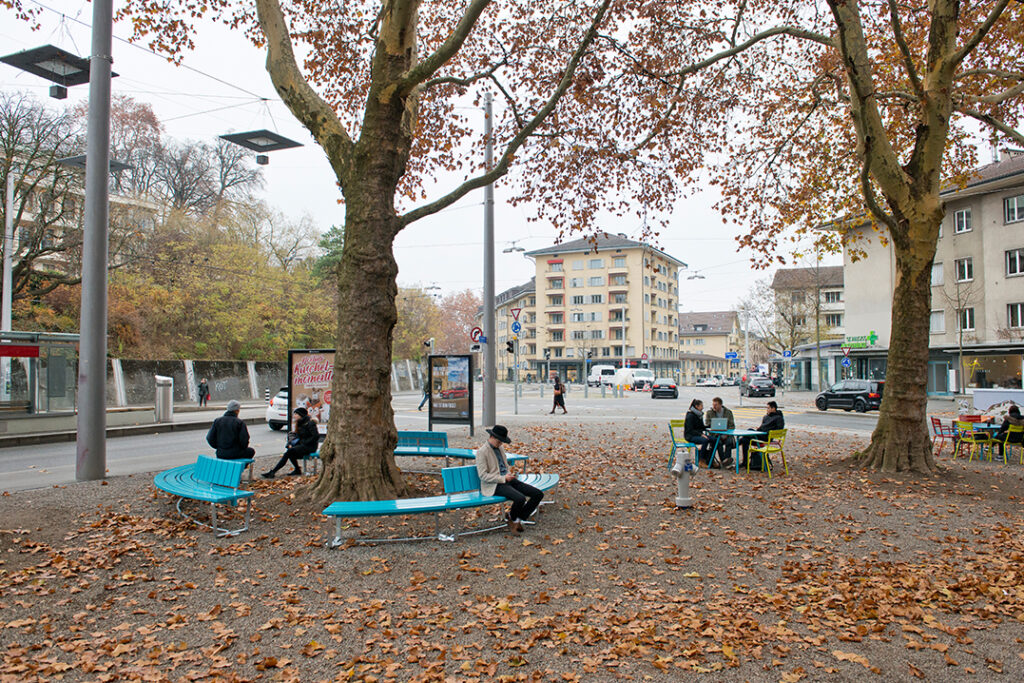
[{"x1": 155, "y1": 375, "x2": 174, "y2": 423}]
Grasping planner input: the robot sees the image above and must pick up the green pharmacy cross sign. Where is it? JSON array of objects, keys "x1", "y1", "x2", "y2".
[{"x1": 843, "y1": 330, "x2": 879, "y2": 349}]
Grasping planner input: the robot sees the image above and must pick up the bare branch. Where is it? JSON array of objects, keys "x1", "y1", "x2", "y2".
[
  {"x1": 398, "y1": 0, "x2": 614, "y2": 228},
  {"x1": 399, "y1": 0, "x2": 493, "y2": 95},
  {"x1": 658, "y1": 26, "x2": 832, "y2": 79},
  {"x1": 966, "y1": 81, "x2": 1024, "y2": 105},
  {"x1": 424, "y1": 53, "x2": 507, "y2": 90},
  {"x1": 254, "y1": 0, "x2": 354, "y2": 171}
]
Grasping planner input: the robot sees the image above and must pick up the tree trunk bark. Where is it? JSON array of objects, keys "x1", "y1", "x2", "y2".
[
  {"x1": 859, "y1": 231, "x2": 937, "y2": 473},
  {"x1": 306, "y1": 195, "x2": 409, "y2": 504}
]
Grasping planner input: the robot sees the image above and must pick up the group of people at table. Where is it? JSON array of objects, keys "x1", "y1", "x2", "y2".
[
  {"x1": 682, "y1": 397, "x2": 784, "y2": 469},
  {"x1": 957, "y1": 404, "x2": 1024, "y2": 459}
]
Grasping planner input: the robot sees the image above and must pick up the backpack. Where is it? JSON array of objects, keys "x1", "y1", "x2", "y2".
[{"x1": 747, "y1": 452, "x2": 771, "y2": 472}]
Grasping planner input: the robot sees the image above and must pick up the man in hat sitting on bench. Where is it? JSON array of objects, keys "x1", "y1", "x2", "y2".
[{"x1": 476, "y1": 425, "x2": 543, "y2": 533}]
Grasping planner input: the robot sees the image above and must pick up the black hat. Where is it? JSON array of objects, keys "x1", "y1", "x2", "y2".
[
  {"x1": 486, "y1": 424, "x2": 511, "y2": 444},
  {"x1": 293, "y1": 407, "x2": 308, "y2": 418}
]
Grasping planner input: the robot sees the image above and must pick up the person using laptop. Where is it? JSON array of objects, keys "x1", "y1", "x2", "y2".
[{"x1": 704, "y1": 396, "x2": 736, "y2": 468}]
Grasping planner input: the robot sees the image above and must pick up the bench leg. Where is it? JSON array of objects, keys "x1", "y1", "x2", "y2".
[
  {"x1": 211, "y1": 503, "x2": 218, "y2": 536},
  {"x1": 436, "y1": 512, "x2": 455, "y2": 542},
  {"x1": 329, "y1": 518, "x2": 343, "y2": 548}
]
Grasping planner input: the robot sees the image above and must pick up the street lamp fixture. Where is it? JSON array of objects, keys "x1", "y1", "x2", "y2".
[
  {"x1": 502, "y1": 245, "x2": 525, "y2": 253},
  {"x1": 219, "y1": 129, "x2": 302, "y2": 165},
  {"x1": 687, "y1": 273, "x2": 705, "y2": 280},
  {"x1": 57, "y1": 155, "x2": 131, "y2": 174},
  {"x1": 0, "y1": 45, "x2": 118, "y2": 99}
]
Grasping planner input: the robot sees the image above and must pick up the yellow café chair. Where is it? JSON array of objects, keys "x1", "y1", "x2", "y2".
[
  {"x1": 954, "y1": 420, "x2": 991, "y2": 462},
  {"x1": 993, "y1": 424, "x2": 1024, "y2": 465},
  {"x1": 668, "y1": 419, "x2": 696, "y2": 471},
  {"x1": 748, "y1": 429, "x2": 788, "y2": 478}
]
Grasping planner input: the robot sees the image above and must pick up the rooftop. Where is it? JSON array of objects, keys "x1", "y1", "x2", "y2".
[
  {"x1": 525, "y1": 232, "x2": 687, "y2": 269},
  {"x1": 496, "y1": 278, "x2": 536, "y2": 307},
  {"x1": 678, "y1": 311, "x2": 738, "y2": 335},
  {"x1": 770, "y1": 266, "x2": 844, "y2": 290}
]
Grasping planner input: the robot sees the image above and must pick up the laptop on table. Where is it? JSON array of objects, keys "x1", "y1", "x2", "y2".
[{"x1": 710, "y1": 418, "x2": 729, "y2": 431}]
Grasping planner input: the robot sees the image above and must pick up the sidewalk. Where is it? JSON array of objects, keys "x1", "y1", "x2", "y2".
[{"x1": 0, "y1": 402, "x2": 270, "y2": 448}]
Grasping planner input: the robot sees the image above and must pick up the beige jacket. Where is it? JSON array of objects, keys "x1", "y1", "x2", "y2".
[{"x1": 475, "y1": 443, "x2": 509, "y2": 496}]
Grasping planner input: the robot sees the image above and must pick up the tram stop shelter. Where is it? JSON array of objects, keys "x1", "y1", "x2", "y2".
[{"x1": 0, "y1": 331, "x2": 78, "y2": 415}]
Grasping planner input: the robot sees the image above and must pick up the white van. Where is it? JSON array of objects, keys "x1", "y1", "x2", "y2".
[{"x1": 587, "y1": 365, "x2": 617, "y2": 387}]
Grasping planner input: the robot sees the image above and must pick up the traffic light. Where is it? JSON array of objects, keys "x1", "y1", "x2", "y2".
[
  {"x1": 506, "y1": 340, "x2": 514, "y2": 354},
  {"x1": 587, "y1": 350, "x2": 593, "y2": 359},
  {"x1": 543, "y1": 349, "x2": 550, "y2": 360}
]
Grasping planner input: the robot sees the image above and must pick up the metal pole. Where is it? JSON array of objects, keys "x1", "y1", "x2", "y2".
[
  {"x1": 482, "y1": 92, "x2": 496, "y2": 427},
  {"x1": 741, "y1": 308, "x2": 750, "y2": 407},
  {"x1": 76, "y1": 0, "x2": 114, "y2": 482},
  {"x1": 513, "y1": 338, "x2": 518, "y2": 415},
  {"x1": 2, "y1": 170, "x2": 13, "y2": 401}
]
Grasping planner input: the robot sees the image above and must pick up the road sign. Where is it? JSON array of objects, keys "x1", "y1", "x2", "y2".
[
  {"x1": 511, "y1": 321, "x2": 522, "y2": 334},
  {"x1": 841, "y1": 357, "x2": 852, "y2": 368},
  {"x1": 479, "y1": 336, "x2": 487, "y2": 343},
  {"x1": 469, "y1": 343, "x2": 482, "y2": 353},
  {"x1": 724, "y1": 351, "x2": 738, "y2": 360},
  {"x1": 782, "y1": 350, "x2": 792, "y2": 358},
  {"x1": 841, "y1": 346, "x2": 851, "y2": 357},
  {"x1": 470, "y1": 326, "x2": 482, "y2": 342},
  {"x1": 510, "y1": 307, "x2": 522, "y2": 321},
  {"x1": 641, "y1": 353, "x2": 648, "y2": 360}
]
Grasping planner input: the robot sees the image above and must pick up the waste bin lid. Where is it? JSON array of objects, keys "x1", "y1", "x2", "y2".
[{"x1": 154, "y1": 374, "x2": 173, "y2": 385}]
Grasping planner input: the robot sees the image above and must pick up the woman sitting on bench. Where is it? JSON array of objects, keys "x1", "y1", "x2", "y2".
[{"x1": 262, "y1": 408, "x2": 319, "y2": 478}]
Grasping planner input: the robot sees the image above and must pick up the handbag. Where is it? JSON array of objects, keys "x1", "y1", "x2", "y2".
[{"x1": 287, "y1": 432, "x2": 300, "y2": 447}]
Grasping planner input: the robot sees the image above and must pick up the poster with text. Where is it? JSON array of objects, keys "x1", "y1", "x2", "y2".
[
  {"x1": 429, "y1": 354, "x2": 472, "y2": 425},
  {"x1": 288, "y1": 349, "x2": 334, "y2": 435}
]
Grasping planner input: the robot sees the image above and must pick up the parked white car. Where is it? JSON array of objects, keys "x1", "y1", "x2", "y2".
[{"x1": 266, "y1": 387, "x2": 289, "y2": 430}]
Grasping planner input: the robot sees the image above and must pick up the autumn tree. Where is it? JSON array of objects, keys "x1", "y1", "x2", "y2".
[
  {"x1": 393, "y1": 288, "x2": 442, "y2": 362},
  {"x1": 436, "y1": 289, "x2": 482, "y2": 354}
]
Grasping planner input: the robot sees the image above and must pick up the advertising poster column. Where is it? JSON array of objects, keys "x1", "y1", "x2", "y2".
[
  {"x1": 428, "y1": 354, "x2": 474, "y2": 436},
  {"x1": 288, "y1": 349, "x2": 334, "y2": 437}
]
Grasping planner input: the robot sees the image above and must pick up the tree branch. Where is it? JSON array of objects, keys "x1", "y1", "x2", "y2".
[
  {"x1": 887, "y1": 0, "x2": 923, "y2": 99},
  {"x1": 424, "y1": 52, "x2": 507, "y2": 90},
  {"x1": 949, "y1": 0, "x2": 1012, "y2": 68},
  {"x1": 398, "y1": 0, "x2": 613, "y2": 228},
  {"x1": 254, "y1": 0, "x2": 354, "y2": 171},
  {"x1": 398, "y1": 0, "x2": 493, "y2": 96},
  {"x1": 955, "y1": 106, "x2": 1024, "y2": 147}
]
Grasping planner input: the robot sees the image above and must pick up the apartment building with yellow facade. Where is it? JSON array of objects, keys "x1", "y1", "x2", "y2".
[
  {"x1": 677, "y1": 311, "x2": 745, "y2": 383},
  {"x1": 508, "y1": 233, "x2": 688, "y2": 382}
]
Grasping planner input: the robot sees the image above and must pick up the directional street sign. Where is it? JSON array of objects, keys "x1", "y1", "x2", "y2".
[
  {"x1": 470, "y1": 326, "x2": 482, "y2": 342},
  {"x1": 841, "y1": 346, "x2": 851, "y2": 357},
  {"x1": 841, "y1": 357, "x2": 852, "y2": 368},
  {"x1": 724, "y1": 351, "x2": 738, "y2": 360},
  {"x1": 782, "y1": 350, "x2": 792, "y2": 358},
  {"x1": 479, "y1": 336, "x2": 487, "y2": 343},
  {"x1": 511, "y1": 321, "x2": 522, "y2": 334},
  {"x1": 510, "y1": 307, "x2": 522, "y2": 321}
]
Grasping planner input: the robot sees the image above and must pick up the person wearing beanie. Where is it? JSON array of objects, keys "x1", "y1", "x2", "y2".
[
  {"x1": 262, "y1": 407, "x2": 320, "y2": 478},
  {"x1": 206, "y1": 399, "x2": 255, "y2": 460}
]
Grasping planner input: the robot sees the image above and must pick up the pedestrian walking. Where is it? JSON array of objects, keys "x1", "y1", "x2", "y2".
[
  {"x1": 549, "y1": 376, "x2": 567, "y2": 414},
  {"x1": 198, "y1": 378, "x2": 210, "y2": 408},
  {"x1": 418, "y1": 383, "x2": 429, "y2": 411}
]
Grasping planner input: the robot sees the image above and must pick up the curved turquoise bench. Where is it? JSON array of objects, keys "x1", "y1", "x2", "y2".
[
  {"x1": 324, "y1": 467, "x2": 559, "y2": 545},
  {"x1": 303, "y1": 445, "x2": 528, "y2": 475},
  {"x1": 154, "y1": 455, "x2": 255, "y2": 537}
]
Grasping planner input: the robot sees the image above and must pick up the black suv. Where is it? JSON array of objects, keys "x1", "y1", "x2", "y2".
[
  {"x1": 741, "y1": 376, "x2": 776, "y2": 397},
  {"x1": 815, "y1": 380, "x2": 884, "y2": 413}
]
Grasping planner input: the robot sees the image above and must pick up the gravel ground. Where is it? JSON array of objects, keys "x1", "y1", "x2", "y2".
[{"x1": 1, "y1": 420, "x2": 1023, "y2": 682}]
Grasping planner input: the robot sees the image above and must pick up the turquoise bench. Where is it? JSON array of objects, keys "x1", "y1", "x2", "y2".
[
  {"x1": 154, "y1": 455, "x2": 255, "y2": 537},
  {"x1": 302, "y1": 431, "x2": 494, "y2": 475},
  {"x1": 323, "y1": 465, "x2": 559, "y2": 546},
  {"x1": 397, "y1": 430, "x2": 448, "y2": 448}
]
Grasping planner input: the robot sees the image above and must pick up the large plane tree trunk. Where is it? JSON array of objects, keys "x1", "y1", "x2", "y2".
[{"x1": 859, "y1": 218, "x2": 939, "y2": 473}]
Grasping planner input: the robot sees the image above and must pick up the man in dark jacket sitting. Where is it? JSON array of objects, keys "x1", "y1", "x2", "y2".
[
  {"x1": 738, "y1": 401, "x2": 785, "y2": 467},
  {"x1": 993, "y1": 404, "x2": 1024, "y2": 459},
  {"x1": 206, "y1": 399, "x2": 255, "y2": 460},
  {"x1": 262, "y1": 407, "x2": 320, "y2": 478}
]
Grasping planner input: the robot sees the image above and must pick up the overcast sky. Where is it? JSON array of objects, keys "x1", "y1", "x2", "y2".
[{"x1": 1, "y1": 2, "x2": 840, "y2": 312}]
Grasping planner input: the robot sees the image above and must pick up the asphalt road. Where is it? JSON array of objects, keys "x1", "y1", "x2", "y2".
[{"x1": 0, "y1": 384, "x2": 878, "y2": 493}]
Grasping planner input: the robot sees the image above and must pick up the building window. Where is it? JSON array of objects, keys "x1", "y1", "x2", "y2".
[
  {"x1": 549, "y1": 313, "x2": 563, "y2": 324},
  {"x1": 551, "y1": 331, "x2": 563, "y2": 341},
  {"x1": 549, "y1": 295, "x2": 563, "y2": 306},
  {"x1": 1009, "y1": 303, "x2": 1024, "y2": 329},
  {"x1": 1005, "y1": 194, "x2": 1024, "y2": 223},
  {"x1": 958, "y1": 307, "x2": 975, "y2": 331},
  {"x1": 572, "y1": 330, "x2": 586, "y2": 340},
  {"x1": 588, "y1": 312, "x2": 602, "y2": 322},
  {"x1": 611, "y1": 275, "x2": 627, "y2": 286},
  {"x1": 694, "y1": 338, "x2": 705, "y2": 345},
  {"x1": 569, "y1": 277, "x2": 583, "y2": 288},
  {"x1": 553, "y1": 347, "x2": 563, "y2": 357},
  {"x1": 825, "y1": 314, "x2": 843, "y2": 327},
  {"x1": 592, "y1": 330, "x2": 605, "y2": 339},
  {"x1": 602, "y1": 347, "x2": 611, "y2": 356},
  {"x1": 612, "y1": 257, "x2": 626, "y2": 268},
  {"x1": 588, "y1": 276, "x2": 605, "y2": 286},
  {"x1": 549, "y1": 262, "x2": 563, "y2": 272},
  {"x1": 953, "y1": 208, "x2": 972, "y2": 233},
  {"x1": 588, "y1": 258, "x2": 604, "y2": 269},
  {"x1": 931, "y1": 262, "x2": 944, "y2": 286},
  {"x1": 571, "y1": 295, "x2": 584, "y2": 305},
  {"x1": 954, "y1": 257, "x2": 973, "y2": 282},
  {"x1": 793, "y1": 316, "x2": 806, "y2": 327},
  {"x1": 823, "y1": 291, "x2": 842, "y2": 303},
  {"x1": 612, "y1": 293, "x2": 627, "y2": 303},
  {"x1": 550, "y1": 278, "x2": 563, "y2": 289},
  {"x1": 590, "y1": 294, "x2": 604, "y2": 304},
  {"x1": 1007, "y1": 248, "x2": 1024, "y2": 276},
  {"x1": 572, "y1": 260, "x2": 584, "y2": 270},
  {"x1": 571, "y1": 312, "x2": 584, "y2": 322},
  {"x1": 929, "y1": 310, "x2": 945, "y2": 334},
  {"x1": 791, "y1": 292, "x2": 805, "y2": 305}
]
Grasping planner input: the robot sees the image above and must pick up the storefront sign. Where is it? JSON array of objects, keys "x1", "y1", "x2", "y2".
[{"x1": 843, "y1": 331, "x2": 879, "y2": 349}]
